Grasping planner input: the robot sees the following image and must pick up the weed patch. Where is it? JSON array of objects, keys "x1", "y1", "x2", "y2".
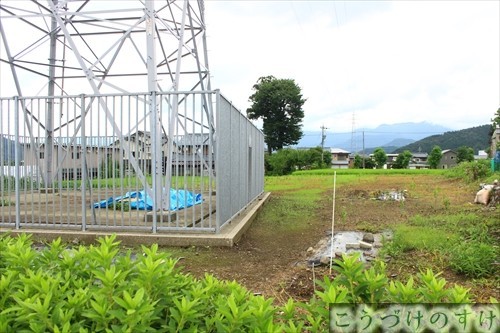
[
  {"x1": 448, "y1": 241, "x2": 498, "y2": 278},
  {"x1": 384, "y1": 211, "x2": 498, "y2": 280},
  {"x1": 384, "y1": 225, "x2": 456, "y2": 257},
  {"x1": 0, "y1": 198, "x2": 13, "y2": 206}
]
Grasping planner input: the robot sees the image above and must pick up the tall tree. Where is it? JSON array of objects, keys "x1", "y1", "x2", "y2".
[
  {"x1": 492, "y1": 107, "x2": 500, "y2": 129},
  {"x1": 428, "y1": 145, "x2": 442, "y2": 169},
  {"x1": 456, "y1": 146, "x2": 474, "y2": 163},
  {"x1": 393, "y1": 150, "x2": 412, "y2": 169},
  {"x1": 353, "y1": 154, "x2": 375, "y2": 169},
  {"x1": 247, "y1": 76, "x2": 306, "y2": 154},
  {"x1": 353, "y1": 154, "x2": 363, "y2": 168},
  {"x1": 373, "y1": 147, "x2": 387, "y2": 169},
  {"x1": 489, "y1": 107, "x2": 500, "y2": 154}
]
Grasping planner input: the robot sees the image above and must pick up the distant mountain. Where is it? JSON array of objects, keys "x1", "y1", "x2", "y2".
[
  {"x1": 384, "y1": 138, "x2": 415, "y2": 147},
  {"x1": 393, "y1": 124, "x2": 491, "y2": 154},
  {"x1": 362, "y1": 146, "x2": 400, "y2": 155},
  {"x1": 295, "y1": 122, "x2": 451, "y2": 152}
]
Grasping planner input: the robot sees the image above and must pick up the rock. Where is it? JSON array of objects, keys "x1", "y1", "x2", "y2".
[
  {"x1": 373, "y1": 242, "x2": 383, "y2": 248},
  {"x1": 320, "y1": 255, "x2": 332, "y2": 265},
  {"x1": 362, "y1": 233, "x2": 375, "y2": 243},
  {"x1": 345, "y1": 243, "x2": 360, "y2": 249},
  {"x1": 307, "y1": 259, "x2": 321, "y2": 267},
  {"x1": 359, "y1": 241, "x2": 373, "y2": 249},
  {"x1": 381, "y1": 231, "x2": 393, "y2": 241},
  {"x1": 306, "y1": 247, "x2": 314, "y2": 253}
]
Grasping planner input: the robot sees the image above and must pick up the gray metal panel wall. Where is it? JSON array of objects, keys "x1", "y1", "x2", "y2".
[{"x1": 216, "y1": 94, "x2": 264, "y2": 231}]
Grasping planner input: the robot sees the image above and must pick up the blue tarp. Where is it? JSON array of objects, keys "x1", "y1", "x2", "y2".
[{"x1": 93, "y1": 188, "x2": 202, "y2": 211}]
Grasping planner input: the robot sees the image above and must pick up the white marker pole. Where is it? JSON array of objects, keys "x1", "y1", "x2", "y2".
[{"x1": 329, "y1": 171, "x2": 337, "y2": 275}]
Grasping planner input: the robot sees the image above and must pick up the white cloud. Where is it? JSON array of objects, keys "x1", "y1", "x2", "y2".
[
  {"x1": 1, "y1": 1, "x2": 497, "y2": 134},
  {"x1": 206, "y1": 0, "x2": 500, "y2": 132}
]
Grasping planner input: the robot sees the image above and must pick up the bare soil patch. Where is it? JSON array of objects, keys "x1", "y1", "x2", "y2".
[{"x1": 169, "y1": 174, "x2": 499, "y2": 303}]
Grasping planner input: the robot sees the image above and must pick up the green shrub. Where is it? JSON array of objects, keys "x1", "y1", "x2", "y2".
[
  {"x1": 0, "y1": 234, "x2": 284, "y2": 332},
  {"x1": 445, "y1": 160, "x2": 492, "y2": 182},
  {"x1": 265, "y1": 149, "x2": 298, "y2": 176},
  {"x1": 0, "y1": 235, "x2": 475, "y2": 332}
]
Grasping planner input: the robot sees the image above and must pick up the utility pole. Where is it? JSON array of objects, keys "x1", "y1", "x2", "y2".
[
  {"x1": 320, "y1": 124, "x2": 328, "y2": 166},
  {"x1": 362, "y1": 131, "x2": 365, "y2": 169}
]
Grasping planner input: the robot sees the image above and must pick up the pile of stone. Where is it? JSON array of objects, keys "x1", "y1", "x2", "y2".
[
  {"x1": 374, "y1": 190, "x2": 407, "y2": 202},
  {"x1": 305, "y1": 231, "x2": 392, "y2": 267}
]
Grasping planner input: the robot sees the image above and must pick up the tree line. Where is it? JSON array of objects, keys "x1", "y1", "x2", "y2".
[
  {"x1": 393, "y1": 124, "x2": 491, "y2": 155},
  {"x1": 246, "y1": 76, "x2": 499, "y2": 175}
]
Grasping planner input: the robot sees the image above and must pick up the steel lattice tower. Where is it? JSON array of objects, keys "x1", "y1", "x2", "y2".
[
  {"x1": 1, "y1": 0, "x2": 211, "y2": 96},
  {"x1": 1, "y1": 0, "x2": 214, "y2": 194}
]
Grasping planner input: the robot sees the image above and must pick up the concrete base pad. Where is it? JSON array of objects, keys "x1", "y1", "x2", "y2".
[{"x1": 0, "y1": 192, "x2": 270, "y2": 247}]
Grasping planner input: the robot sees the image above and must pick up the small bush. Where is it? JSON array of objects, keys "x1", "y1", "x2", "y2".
[{"x1": 445, "y1": 160, "x2": 492, "y2": 182}]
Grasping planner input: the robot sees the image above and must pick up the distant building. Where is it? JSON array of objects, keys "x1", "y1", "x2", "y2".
[
  {"x1": 172, "y1": 133, "x2": 214, "y2": 175},
  {"x1": 438, "y1": 149, "x2": 457, "y2": 169},
  {"x1": 22, "y1": 131, "x2": 213, "y2": 180},
  {"x1": 409, "y1": 152, "x2": 429, "y2": 169},
  {"x1": 110, "y1": 130, "x2": 170, "y2": 174},
  {"x1": 330, "y1": 148, "x2": 350, "y2": 169},
  {"x1": 385, "y1": 153, "x2": 399, "y2": 169},
  {"x1": 23, "y1": 139, "x2": 121, "y2": 180},
  {"x1": 111, "y1": 131, "x2": 213, "y2": 175},
  {"x1": 474, "y1": 150, "x2": 488, "y2": 160}
]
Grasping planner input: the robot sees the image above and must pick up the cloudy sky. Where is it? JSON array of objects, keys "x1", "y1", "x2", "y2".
[{"x1": 204, "y1": 0, "x2": 499, "y2": 133}]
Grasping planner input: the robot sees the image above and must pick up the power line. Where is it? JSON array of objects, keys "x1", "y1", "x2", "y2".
[
  {"x1": 350, "y1": 112, "x2": 356, "y2": 153},
  {"x1": 301, "y1": 130, "x2": 447, "y2": 136}
]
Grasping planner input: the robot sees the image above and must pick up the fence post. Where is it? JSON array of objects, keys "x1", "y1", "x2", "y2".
[
  {"x1": 81, "y1": 95, "x2": 87, "y2": 231},
  {"x1": 14, "y1": 96, "x2": 21, "y2": 229},
  {"x1": 149, "y1": 91, "x2": 160, "y2": 233},
  {"x1": 215, "y1": 90, "x2": 221, "y2": 233}
]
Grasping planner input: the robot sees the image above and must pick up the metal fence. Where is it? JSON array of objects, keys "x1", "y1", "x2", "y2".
[
  {"x1": 0, "y1": 91, "x2": 264, "y2": 233},
  {"x1": 216, "y1": 95, "x2": 265, "y2": 230}
]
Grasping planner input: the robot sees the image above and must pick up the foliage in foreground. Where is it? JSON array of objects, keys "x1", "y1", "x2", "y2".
[{"x1": 0, "y1": 234, "x2": 479, "y2": 332}]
